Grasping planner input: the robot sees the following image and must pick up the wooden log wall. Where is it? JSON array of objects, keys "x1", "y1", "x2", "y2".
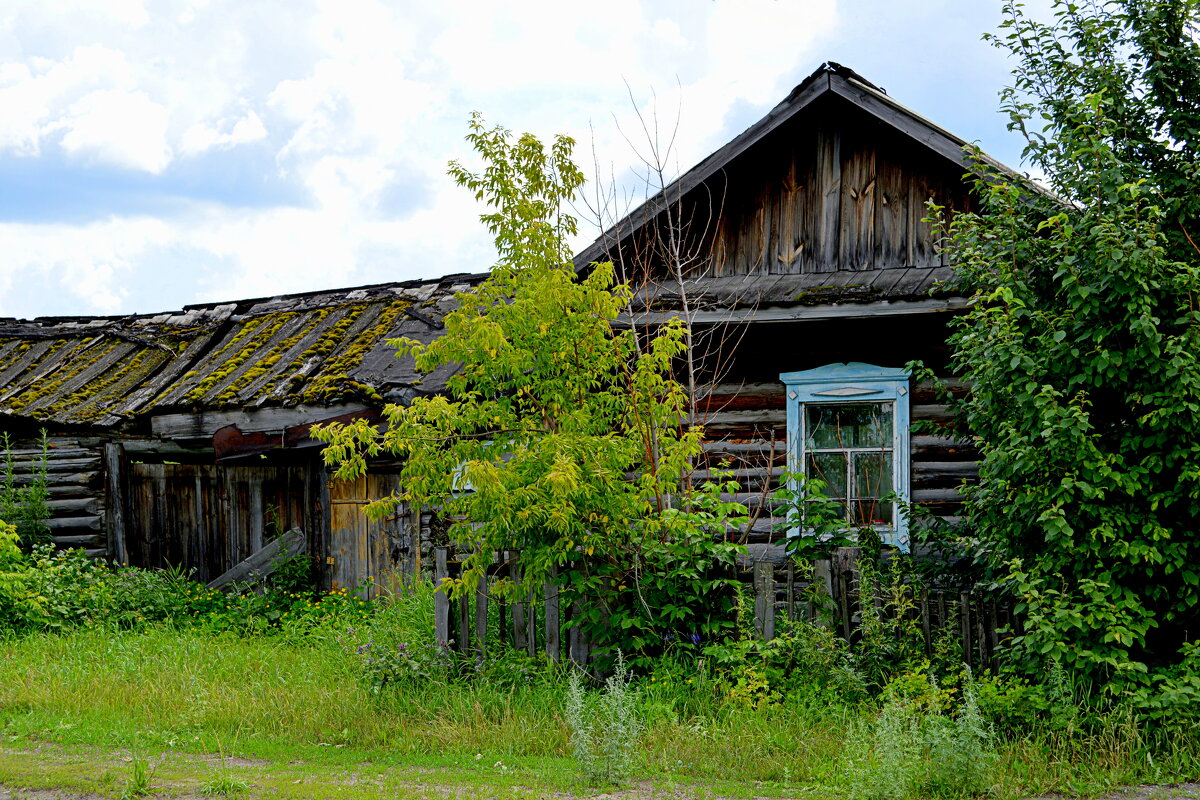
[
  {"x1": 696, "y1": 374, "x2": 976, "y2": 541},
  {"x1": 125, "y1": 462, "x2": 310, "y2": 583},
  {"x1": 2, "y1": 434, "x2": 107, "y2": 556}
]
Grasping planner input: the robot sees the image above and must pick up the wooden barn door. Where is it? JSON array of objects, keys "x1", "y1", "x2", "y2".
[{"x1": 327, "y1": 472, "x2": 415, "y2": 597}]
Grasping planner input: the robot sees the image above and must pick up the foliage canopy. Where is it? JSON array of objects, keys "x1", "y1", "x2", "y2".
[
  {"x1": 315, "y1": 115, "x2": 743, "y2": 662},
  {"x1": 942, "y1": 0, "x2": 1200, "y2": 710}
]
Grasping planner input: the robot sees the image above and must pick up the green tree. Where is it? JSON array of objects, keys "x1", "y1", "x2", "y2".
[
  {"x1": 941, "y1": 0, "x2": 1200, "y2": 707},
  {"x1": 315, "y1": 115, "x2": 743, "y2": 661}
]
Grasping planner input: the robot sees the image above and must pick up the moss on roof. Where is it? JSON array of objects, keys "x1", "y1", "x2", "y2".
[
  {"x1": 0, "y1": 276, "x2": 466, "y2": 426},
  {"x1": 149, "y1": 297, "x2": 412, "y2": 411}
]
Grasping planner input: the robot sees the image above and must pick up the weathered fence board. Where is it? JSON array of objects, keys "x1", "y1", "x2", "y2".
[
  {"x1": 425, "y1": 545, "x2": 1012, "y2": 673},
  {"x1": 750, "y1": 554, "x2": 1014, "y2": 672},
  {"x1": 207, "y1": 528, "x2": 306, "y2": 591}
]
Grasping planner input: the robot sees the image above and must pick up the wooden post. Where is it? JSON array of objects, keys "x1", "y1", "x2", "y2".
[
  {"x1": 834, "y1": 547, "x2": 861, "y2": 642},
  {"x1": 434, "y1": 547, "x2": 450, "y2": 645},
  {"x1": 545, "y1": 564, "x2": 560, "y2": 662},
  {"x1": 103, "y1": 443, "x2": 129, "y2": 565},
  {"x1": 408, "y1": 504, "x2": 421, "y2": 582},
  {"x1": 508, "y1": 551, "x2": 527, "y2": 652},
  {"x1": 812, "y1": 559, "x2": 834, "y2": 627},
  {"x1": 753, "y1": 561, "x2": 776, "y2": 640},
  {"x1": 988, "y1": 601, "x2": 1000, "y2": 672},
  {"x1": 568, "y1": 602, "x2": 589, "y2": 667},
  {"x1": 959, "y1": 591, "x2": 972, "y2": 669},
  {"x1": 526, "y1": 585, "x2": 537, "y2": 657},
  {"x1": 475, "y1": 552, "x2": 490, "y2": 661},
  {"x1": 785, "y1": 561, "x2": 795, "y2": 623},
  {"x1": 920, "y1": 588, "x2": 932, "y2": 656},
  {"x1": 457, "y1": 558, "x2": 471, "y2": 655}
]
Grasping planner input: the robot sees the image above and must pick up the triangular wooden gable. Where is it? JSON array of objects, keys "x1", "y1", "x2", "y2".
[{"x1": 577, "y1": 62, "x2": 1019, "y2": 286}]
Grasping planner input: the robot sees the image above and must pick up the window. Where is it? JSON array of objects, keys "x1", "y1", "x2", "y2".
[{"x1": 780, "y1": 363, "x2": 911, "y2": 551}]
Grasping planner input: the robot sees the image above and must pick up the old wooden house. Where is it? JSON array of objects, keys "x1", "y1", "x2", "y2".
[
  {"x1": 0, "y1": 62, "x2": 1006, "y2": 586},
  {"x1": 576, "y1": 62, "x2": 999, "y2": 551}
]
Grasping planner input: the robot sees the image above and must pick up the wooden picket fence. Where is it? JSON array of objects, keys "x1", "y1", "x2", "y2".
[
  {"x1": 432, "y1": 547, "x2": 593, "y2": 665},
  {"x1": 750, "y1": 548, "x2": 1019, "y2": 673},
  {"x1": 432, "y1": 546, "x2": 1017, "y2": 672}
]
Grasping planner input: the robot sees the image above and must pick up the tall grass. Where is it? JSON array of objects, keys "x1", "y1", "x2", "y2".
[{"x1": 0, "y1": 572, "x2": 1196, "y2": 795}]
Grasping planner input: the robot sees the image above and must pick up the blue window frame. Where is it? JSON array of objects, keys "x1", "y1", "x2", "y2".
[{"x1": 779, "y1": 363, "x2": 911, "y2": 551}]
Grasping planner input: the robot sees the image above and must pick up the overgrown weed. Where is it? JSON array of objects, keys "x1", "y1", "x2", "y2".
[{"x1": 564, "y1": 655, "x2": 642, "y2": 785}]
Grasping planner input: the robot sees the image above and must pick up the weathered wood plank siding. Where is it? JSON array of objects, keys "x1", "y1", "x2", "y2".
[
  {"x1": 125, "y1": 463, "x2": 308, "y2": 582},
  {"x1": 702, "y1": 112, "x2": 971, "y2": 279},
  {"x1": 624, "y1": 102, "x2": 974, "y2": 284},
  {"x1": 327, "y1": 471, "x2": 427, "y2": 597}
]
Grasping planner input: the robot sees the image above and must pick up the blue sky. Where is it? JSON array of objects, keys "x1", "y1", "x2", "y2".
[{"x1": 0, "y1": 0, "x2": 1047, "y2": 318}]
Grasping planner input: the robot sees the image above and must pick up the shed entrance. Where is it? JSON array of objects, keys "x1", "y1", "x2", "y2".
[{"x1": 327, "y1": 473, "x2": 416, "y2": 597}]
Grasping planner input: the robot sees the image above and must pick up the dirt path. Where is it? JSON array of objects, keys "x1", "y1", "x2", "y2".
[{"x1": 0, "y1": 743, "x2": 1195, "y2": 800}]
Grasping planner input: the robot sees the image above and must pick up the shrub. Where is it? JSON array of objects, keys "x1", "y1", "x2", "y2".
[
  {"x1": 6, "y1": 544, "x2": 374, "y2": 638},
  {"x1": 0, "y1": 520, "x2": 43, "y2": 630},
  {"x1": 565, "y1": 655, "x2": 643, "y2": 785},
  {"x1": 846, "y1": 671, "x2": 997, "y2": 800},
  {"x1": 0, "y1": 432, "x2": 50, "y2": 550},
  {"x1": 921, "y1": 677, "x2": 996, "y2": 799},
  {"x1": 704, "y1": 611, "x2": 867, "y2": 708}
]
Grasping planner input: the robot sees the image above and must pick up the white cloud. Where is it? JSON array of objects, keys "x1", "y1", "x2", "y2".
[
  {"x1": 0, "y1": 0, "x2": 850, "y2": 317},
  {"x1": 58, "y1": 88, "x2": 172, "y2": 173},
  {"x1": 0, "y1": 217, "x2": 172, "y2": 315},
  {"x1": 179, "y1": 110, "x2": 266, "y2": 156}
]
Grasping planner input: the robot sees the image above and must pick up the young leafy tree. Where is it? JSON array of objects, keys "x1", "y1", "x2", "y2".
[
  {"x1": 315, "y1": 115, "x2": 743, "y2": 660},
  {"x1": 943, "y1": 0, "x2": 1200, "y2": 707}
]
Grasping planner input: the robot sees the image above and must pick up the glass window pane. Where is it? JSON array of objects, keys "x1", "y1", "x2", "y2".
[
  {"x1": 852, "y1": 452, "x2": 894, "y2": 526},
  {"x1": 851, "y1": 497, "x2": 894, "y2": 526},
  {"x1": 805, "y1": 403, "x2": 892, "y2": 449},
  {"x1": 853, "y1": 451, "x2": 893, "y2": 498},
  {"x1": 805, "y1": 451, "x2": 847, "y2": 499}
]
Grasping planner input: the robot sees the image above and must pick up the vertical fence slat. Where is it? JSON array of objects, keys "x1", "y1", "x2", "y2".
[
  {"x1": 508, "y1": 551, "x2": 527, "y2": 652},
  {"x1": 959, "y1": 591, "x2": 972, "y2": 669},
  {"x1": 545, "y1": 564, "x2": 560, "y2": 662},
  {"x1": 834, "y1": 547, "x2": 860, "y2": 642},
  {"x1": 475, "y1": 552, "x2": 490, "y2": 660},
  {"x1": 568, "y1": 601, "x2": 589, "y2": 666},
  {"x1": 920, "y1": 587, "x2": 932, "y2": 656},
  {"x1": 812, "y1": 558, "x2": 833, "y2": 627},
  {"x1": 457, "y1": 570, "x2": 471, "y2": 655},
  {"x1": 434, "y1": 546, "x2": 449, "y2": 645},
  {"x1": 989, "y1": 600, "x2": 1000, "y2": 672},
  {"x1": 525, "y1": 585, "x2": 537, "y2": 657},
  {"x1": 753, "y1": 561, "x2": 776, "y2": 640},
  {"x1": 785, "y1": 561, "x2": 795, "y2": 622}
]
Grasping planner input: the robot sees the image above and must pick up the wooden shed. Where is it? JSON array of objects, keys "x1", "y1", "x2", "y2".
[{"x1": 0, "y1": 274, "x2": 485, "y2": 590}]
